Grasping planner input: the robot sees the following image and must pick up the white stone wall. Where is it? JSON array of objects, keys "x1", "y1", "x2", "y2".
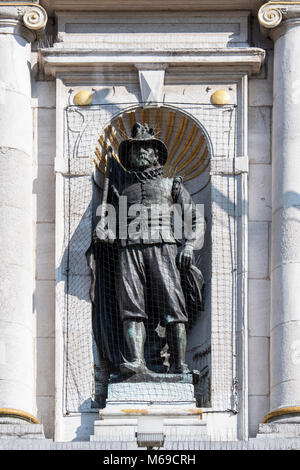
[
  {"x1": 248, "y1": 30, "x2": 273, "y2": 436},
  {"x1": 32, "y1": 63, "x2": 56, "y2": 438}
]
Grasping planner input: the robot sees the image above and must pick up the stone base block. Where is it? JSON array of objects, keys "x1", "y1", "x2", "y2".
[
  {"x1": 91, "y1": 374, "x2": 206, "y2": 447},
  {"x1": 107, "y1": 381, "x2": 195, "y2": 405},
  {"x1": 91, "y1": 377, "x2": 205, "y2": 448},
  {"x1": 256, "y1": 422, "x2": 300, "y2": 439},
  {"x1": 91, "y1": 405, "x2": 207, "y2": 448},
  {"x1": 0, "y1": 423, "x2": 45, "y2": 440}
]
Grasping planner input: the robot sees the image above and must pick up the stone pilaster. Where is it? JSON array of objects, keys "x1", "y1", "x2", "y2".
[
  {"x1": 258, "y1": 2, "x2": 300, "y2": 424},
  {"x1": 0, "y1": 2, "x2": 47, "y2": 425}
]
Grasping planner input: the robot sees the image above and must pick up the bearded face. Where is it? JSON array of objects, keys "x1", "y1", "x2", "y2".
[{"x1": 127, "y1": 141, "x2": 160, "y2": 171}]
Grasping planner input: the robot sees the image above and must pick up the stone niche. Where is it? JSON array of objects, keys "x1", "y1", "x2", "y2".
[{"x1": 39, "y1": 9, "x2": 264, "y2": 442}]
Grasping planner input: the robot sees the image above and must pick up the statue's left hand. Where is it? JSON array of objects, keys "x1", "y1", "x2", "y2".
[{"x1": 177, "y1": 245, "x2": 194, "y2": 270}]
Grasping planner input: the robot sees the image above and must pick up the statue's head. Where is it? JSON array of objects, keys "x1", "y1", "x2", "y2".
[{"x1": 118, "y1": 122, "x2": 168, "y2": 171}]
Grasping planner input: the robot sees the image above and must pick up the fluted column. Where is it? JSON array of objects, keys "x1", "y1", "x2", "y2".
[
  {"x1": 258, "y1": 2, "x2": 300, "y2": 423},
  {"x1": 0, "y1": 2, "x2": 47, "y2": 423}
]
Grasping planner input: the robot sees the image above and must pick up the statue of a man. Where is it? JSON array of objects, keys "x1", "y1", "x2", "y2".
[{"x1": 102, "y1": 122, "x2": 205, "y2": 376}]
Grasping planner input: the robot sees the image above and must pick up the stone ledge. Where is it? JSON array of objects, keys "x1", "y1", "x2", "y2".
[
  {"x1": 39, "y1": 47, "x2": 266, "y2": 78},
  {"x1": 1, "y1": 436, "x2": 300, "y2": 450}
]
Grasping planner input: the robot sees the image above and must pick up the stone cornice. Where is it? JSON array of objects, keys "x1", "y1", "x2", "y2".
[
  {"x1": 258, "y1": 2, "x2": 300, "y2": 36},
  {"x1": 41, "y1": 1, "x2": 265, "y2": 16},
  {"x1": 38, "y1": 47, "x2": 266, "y2": 78},
  {"x1": 0, "y1": 2, "x2": 48, "y2": 40}
]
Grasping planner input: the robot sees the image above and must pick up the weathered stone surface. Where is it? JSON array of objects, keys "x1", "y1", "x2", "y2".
[
  {"x1": 248, "y1": 337, "x2": 270, "y2": 396},
  {"x1": 36, "y1": 397, "x2": 55, "y2": 439},
  {"x1": 248, "y1": 221, "x2": 269, "y2": 279},
  {"x1": 0, "y1": 424, "x2": 45, "y2": 440},
  {"x1": 248, "y1": 395, "x2": 270, "y2": 438},
  {"x1": 107, "y1": 381, "x2": 195, "y2": 404},
  {"x1": 36, "y1": 338, "x2": 55, "y2": 397},
  {"x1": 0, "y1": 436, "x2": 300, "y2": 450},
  {"x1": 248, "y1": 107, "x2": 271, "y2": 164},
  {"x1": 0, "y1": 29, "x2": 35, "y2": 416},
  {"x1": 258, "y1": 422, "x2": 300, "y2": 437},
  {"x1": 249, "y1": 164, "x2": 272, "y2": 221},
  {"x1": 33, "y1": 165, "x2": 55, "y2": 223},
  {"x1": 266, "y1": 13, "x2": 300, "y2": 418},
  {"x1": 36, "y1": 223, "x2": 55, "y2": 280},
  {"x1": 248, "y1": 279, "x2": 270, "y2": 337},
  {"x1": 35, "y1": 108, "x2": 56, "y2": 166},
  {"x1": 34, "y1": 280, "x2": 55, "y2": 338}
]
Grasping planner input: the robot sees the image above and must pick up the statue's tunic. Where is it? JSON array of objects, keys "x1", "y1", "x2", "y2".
[{"x1": 116, "y1": 168, "x2": 198, "y2": 325}]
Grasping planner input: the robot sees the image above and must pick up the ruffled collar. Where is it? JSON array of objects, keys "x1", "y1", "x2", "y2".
[{"x1": 126, "y1": 166, "x2": 163, "y2": 182}]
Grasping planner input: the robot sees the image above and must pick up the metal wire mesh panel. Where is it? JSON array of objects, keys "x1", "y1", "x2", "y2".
[{"x1": 60, "y1": 102, "x2": 237, "y2": 413}]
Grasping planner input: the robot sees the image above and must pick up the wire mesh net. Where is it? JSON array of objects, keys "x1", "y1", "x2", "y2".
[{"x1": 60, "y1": 103, "x2": 237, "y2": 412}]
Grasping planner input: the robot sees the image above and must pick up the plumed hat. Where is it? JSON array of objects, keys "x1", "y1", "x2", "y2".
[{"x1": 118, "y1": 122, "x2": 168, "y2": 168}]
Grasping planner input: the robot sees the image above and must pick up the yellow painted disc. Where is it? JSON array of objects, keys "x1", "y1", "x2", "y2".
[
  {"x1": 74, "y1": 90, "x2": 93, "y2": 106},
  {"x1": 211, "y1": 89, "x2": 230, "y2": 106}
]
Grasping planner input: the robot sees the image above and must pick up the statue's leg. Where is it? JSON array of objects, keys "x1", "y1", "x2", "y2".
[
  {"x1": 123, "y1": 319, "x2": 146, "y2": 363},
  {"x1": 117, "y1": 247, "x2": 150, "y2": 375},
  {"x1": 166, "y1": 322, "x2": 190, "y2": 374},
  {"x1": 120, "y1": 319, "x2": 149, "y2": 375}
]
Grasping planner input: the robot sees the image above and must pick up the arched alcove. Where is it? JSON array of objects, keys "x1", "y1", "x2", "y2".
[
  {"x1": 91, "y1": 105, "x2": 213, "y2": 407},
  {"x1": 61, "y1": 98, "x2": 240, "y2": 429}
]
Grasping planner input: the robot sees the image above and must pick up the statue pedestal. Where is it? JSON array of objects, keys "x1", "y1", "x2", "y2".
[{"x1": 91, "y1": 374, "x2": 207, "y2": 449}]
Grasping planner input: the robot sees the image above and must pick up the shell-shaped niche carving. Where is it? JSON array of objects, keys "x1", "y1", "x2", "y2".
[{"x1": 94, "y1": 106, "x2": 210, "y2": 183}]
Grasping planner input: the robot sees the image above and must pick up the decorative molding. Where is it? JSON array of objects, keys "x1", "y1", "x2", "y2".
[
  {"x1": 0, "y1": 2, "x2": 47, "y2": 39},
  {"x1": 23, "y1": 4, "x2": 47, "y2": 31},
  {"x1": 258, "y1": 2, "x2": 300, "y2": 34},
  {"x1": 39, "y1": 48, "x2": 265, "y2": 78},
  {"x1": 136, "y1": 67, "x2": 166, "y2": 107},
  {"x1": 40, "y1": 1, "x2": 265, "y2": 16},
  {"x1": 0, "y1": 408, "x2": 40, "y2": 424},
  {"x1": 262, "y1": 406, "x2": 300, "y2": 423}
]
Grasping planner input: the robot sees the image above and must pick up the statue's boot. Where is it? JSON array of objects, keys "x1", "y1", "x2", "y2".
[
  {"x1": 166, "y1": 322, "x2": 191, "y2": 374},
  {"x1": 120, "y1": 320, "x2": 149, "y2": 376}
]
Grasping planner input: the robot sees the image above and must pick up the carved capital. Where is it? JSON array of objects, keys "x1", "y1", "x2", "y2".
[
  {"x1": 0, "y1": 2, "x2": 47, "y2": 40},
  {"x1": 258, "y1": 2, "x2": 300, "y2": 36}
]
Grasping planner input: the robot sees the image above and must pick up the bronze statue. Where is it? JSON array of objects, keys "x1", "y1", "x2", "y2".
[{"x1": 88, "y1": 122, "x2": 205, "y2": 382}]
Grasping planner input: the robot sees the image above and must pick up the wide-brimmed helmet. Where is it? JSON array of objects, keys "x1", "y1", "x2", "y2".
[{"x1": 118, "y1": 122, "x2": 168, "y2": 169}]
